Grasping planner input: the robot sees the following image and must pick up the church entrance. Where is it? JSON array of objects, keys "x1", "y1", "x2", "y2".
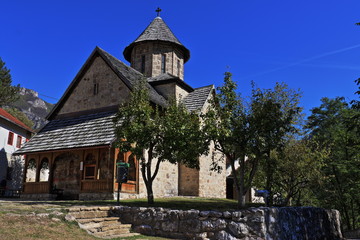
[{"x1": 52, "y1": 152, "x2": 81, "y2": 199}]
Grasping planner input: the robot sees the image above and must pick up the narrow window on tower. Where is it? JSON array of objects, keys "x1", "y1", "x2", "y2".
[
  {"x1": 177, "y1": 59, "x2": 181, "y2": 77},
  {"x1": 93, "y1": 83, "x2": 99, "y2": 95},
  {"x1": 141, "y1": 55, "x2": 145, "y2": 74},
  {"x1": 161, "y1": 54, "x2": 166, "y2": 73}
]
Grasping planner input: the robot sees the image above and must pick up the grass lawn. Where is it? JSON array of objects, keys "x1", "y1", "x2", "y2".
[{"x1": 0, "y1": 197, "x2": 263, "y2": 240}]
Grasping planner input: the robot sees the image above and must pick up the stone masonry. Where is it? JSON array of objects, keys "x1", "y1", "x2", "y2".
[{"x1": 67, "y1": 206, "x2": 343, "y2": 240}]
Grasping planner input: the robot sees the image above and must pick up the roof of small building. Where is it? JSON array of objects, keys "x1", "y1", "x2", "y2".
[
  {"x1": 14, "y1": 111, "x2": 116, "y2": 155},
  {"x1": 0, "y1": 108, "x2": 33, "y2": 133},
  {"x1": 123, "y1": 17, "x2": 190, "y2": 63},
  {"x1": 183, "y1": 85, "x2": 214, "y2": 112},
  {"x1": 148, "y1": 73, "x2": 194, "y2": 93}
]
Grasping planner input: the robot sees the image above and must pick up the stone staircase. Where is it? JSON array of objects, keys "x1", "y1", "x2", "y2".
[{"x1": 67, "y1": 206, "x2": 139, "y2": 239}]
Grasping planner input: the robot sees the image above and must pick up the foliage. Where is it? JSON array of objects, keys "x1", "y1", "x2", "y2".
[
  {"x1": 0, "y1": 58, "x2": 20, "y2": 106},
  {"x1": 113, "y1": 78, "x2": 208, "y2": 204},
  {"x1": 253, "y1": 139, "x2": 325, "y2": 206},
  {"x1": 203, "y1": 72, "x2": 302, "y2": 208},
  {"x1": 4, "y1": 107, "x2": 34, "y2": 128},
  {"x1": 250, "y1": 82, "x2": 302, "y2": 205},
  {"x1": 305, "y1": 97, "x2": 360, "y2": 230}
]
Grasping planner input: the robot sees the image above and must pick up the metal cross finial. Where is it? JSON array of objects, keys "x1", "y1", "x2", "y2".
[{"x1": 156, "y1": 7, "x2": 162, "y2": 17}]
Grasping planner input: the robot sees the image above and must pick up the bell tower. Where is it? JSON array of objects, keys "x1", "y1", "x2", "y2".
[{"x1": 123, "y1": 9, "x2": 190, "y2": 80}]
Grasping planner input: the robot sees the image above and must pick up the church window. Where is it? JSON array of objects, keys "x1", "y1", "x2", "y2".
[
  {"x1": 7, "y1": 132, "x2": 14, "y2": 145},
  {"x1": 84, "y1": 153, "x2": 96, "y2": 180},
  {"x1": 93, "y1": 83, "x2": 99, "y2": 95},
  {"x1": 16, "y1": 136, "x2": 22, "y2": 148},
  {"x1": 141, "y1": 55, "x2": 145, "y2": 74},
  {"x1": 161, "y1": 54, "x2": 166, "y2": 73},
  {"x1": 127, "y1": 154, "x2": 136, "y2": 181},
  {"x1": 177, "y1": 59, "x2": 181, "y2": 77}
]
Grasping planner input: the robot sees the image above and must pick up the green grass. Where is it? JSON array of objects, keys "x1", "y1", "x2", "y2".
[
  {"x1": 0, "y1": 198, "x2": 264, "y2": 240},
  {"x1": 12, "y1": 197, "x2": 263, "y2": 211}
]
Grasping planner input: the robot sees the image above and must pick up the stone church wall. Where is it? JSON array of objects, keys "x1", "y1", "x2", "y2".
[
  {"x1": 178, "y1": 164, "x2": 199, "y2": 196},
  {"x1": 58, "y1": 55, "x2": 131, "y2": 116},
  {"x1": 199, "y1": 143, "x2": 226, "y2": 198},
  {"x1": 131, "y1": 42, "x2": 184, "y2": 80}
]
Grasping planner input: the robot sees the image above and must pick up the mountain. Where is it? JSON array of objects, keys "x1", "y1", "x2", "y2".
[{"x1": 8, "y1": 88, "x2": 55, "y2": 130}]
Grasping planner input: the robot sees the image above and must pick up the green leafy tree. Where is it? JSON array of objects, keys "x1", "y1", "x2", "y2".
[
  {"x1": 4, "y1": 107, "x2": 34, "y2": 128},
  {"x1": 254, "y1": 139, "x2": 325, "y2": 206},
  {"x1": 113, "y1": 79, "x2": 208, "y2": 204},
  {"x1": 204, "y1": 72, "x2": 302, "y2": 208},
  {"x1": 0, "y1": 58, "x2": 20, "y2": 106},
  {"x1": 250, "y1": 82, "x2": 302, "y2": 205},
  {"x1": 305, "y1": 97, "x2": 360, "y2": 230}
]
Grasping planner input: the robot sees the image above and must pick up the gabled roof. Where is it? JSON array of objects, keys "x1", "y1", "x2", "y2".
[
  {"x1": 183, "y1": 85, "x2": 214, "y2": 112},
  {"x1": 14, "y1": 111, "x2": 116, "y2": 155},
  {"x1": 47, "y1": 47, "x2": 167, "y2": 120},
  {"x1": 0, "y1": 108, "x2": 33, "y2": 133},
  {"x1": 123, "y1": 17, "x2": 190, "y2": 63},
  {"x1": 148, "y1": 73, "x2": 194, "y2": 93}
]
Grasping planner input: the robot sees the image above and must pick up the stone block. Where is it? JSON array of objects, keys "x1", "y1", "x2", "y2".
[
  {"x1": 179, "y1": 209, "x2": 199, "y2": 220},
  {"x1": 179, "y1": 219, "x2": 201, "y2": 233},
  {"x1": 161, "y1": 220, "x2": 179, "y2": 232},
  {"x1": 228, "y1": 221, "x2": 249, "y2": 238},
  {"x1": 133, "y1": 224, "x2": 153, "y2": 235}
]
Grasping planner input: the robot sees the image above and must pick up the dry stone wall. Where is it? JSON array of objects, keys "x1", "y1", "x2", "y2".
[{"x1": 111, "y1": 206, "x2": 343, "y2": 240}]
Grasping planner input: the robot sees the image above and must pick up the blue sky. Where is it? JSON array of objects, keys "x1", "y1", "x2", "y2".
[{"x1": 1, "y1": 1, "x2": 360, "y2": 116}]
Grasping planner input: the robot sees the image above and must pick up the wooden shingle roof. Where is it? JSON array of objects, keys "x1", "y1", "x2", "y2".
[
  {"x1": 14, "y1": 111, "x2": 116, "y2": 155},
  {"x1": 183, "y1": 85, "x2": 214, "y2": 112}
]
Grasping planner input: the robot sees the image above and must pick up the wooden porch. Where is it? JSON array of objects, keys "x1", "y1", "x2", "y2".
[{"x1": 21, "y1": 147, "x2": 139, "y2": 198}]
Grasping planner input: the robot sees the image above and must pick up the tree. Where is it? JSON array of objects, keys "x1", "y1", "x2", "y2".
[
  {"x1": 4, "y1": 107, "x2": 34, "y2": 128},
  {"x1": 305, "y1": 97, "x2": 360, "y2": 230},
  {"x1": 0, "y1": 58, "x2": 20, "y2": 106},
  {"x1": 254, "y1": 138, "x2": 325, "y2": 206},
  {"x1": 250, "y1": 82, "x2": 302, "y2": 205},
  {"x1": 113, "y1": 79, "x2": 208, "y2": 204},
  {"x1": 204, "y1": 72, "x2": 302, "y2": 208}
]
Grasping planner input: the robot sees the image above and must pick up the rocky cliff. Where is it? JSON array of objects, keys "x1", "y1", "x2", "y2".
[{"x1": 8, "y1": 88, "x2": 54, "y2": 130}]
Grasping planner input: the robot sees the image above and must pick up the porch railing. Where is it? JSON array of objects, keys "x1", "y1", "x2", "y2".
[
  {"x1": 23, "y1": 182, "x2": 50, "y2": 194},
  {"x1": 81, "y1": 179, "x2": 112, "y2": 193}
]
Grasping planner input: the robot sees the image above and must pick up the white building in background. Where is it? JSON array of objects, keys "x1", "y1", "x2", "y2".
[{"x1": 0, "y1": 108, "x2": 33, "y2": 191}]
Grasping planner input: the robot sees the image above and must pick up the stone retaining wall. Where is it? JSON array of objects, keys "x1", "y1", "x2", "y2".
[{"x1": 110, "y1": 206, "x2": 343, "y2": 240}]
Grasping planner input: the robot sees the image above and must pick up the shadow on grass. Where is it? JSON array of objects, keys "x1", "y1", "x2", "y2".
[{"x1": 1, "y1": 197, "x2": 264, "y2": 211}]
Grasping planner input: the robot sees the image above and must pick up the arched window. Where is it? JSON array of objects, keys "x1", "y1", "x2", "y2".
[
  {"x1": 39, "y1": 158, "x2": 49, "y2": 182},
  {"x1": 26, "y1": 159, "x2": 36, "y2": 182}
]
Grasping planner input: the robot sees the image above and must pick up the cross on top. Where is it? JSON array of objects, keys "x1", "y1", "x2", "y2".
[{"x1": 156, "y1": 7, "x2": 162, "y2": 17}]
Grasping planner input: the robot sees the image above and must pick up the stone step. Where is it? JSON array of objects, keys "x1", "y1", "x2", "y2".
[
  {"x1": 77, "y1": 217, "x2": 120, "y2": 224},
  {"x1": 70, "y1": 211, "x2": 110, "y2": 219},
  {"x1": 85, "y1": 223, "x2": 132, "y2": 233},
  {"x1": 93, "y1": 228, "x2": 134, "y2": 237},
  {"x1": 79, "y1": 222, "x2": 119, "y2": 231},
  {"x1": 68, "y1": 207, "x2": 113, "y2": 212},
  {"x1": 101, "y1": 223, "x2": 132, "y2": 232},
  {"x1": 99, "y1": 232, "x2": 141, "y2": 239}
]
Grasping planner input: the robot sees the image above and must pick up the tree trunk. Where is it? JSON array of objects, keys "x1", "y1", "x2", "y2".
[
  {"x1": 146, "y1": 180, "x2": 154, "y2": 204},
  {"x1": 238, "y1": 155, "x2": 246, "y2": 208},
  {"x1": 265, "y1": 151, "x2": 274, "y2": 206}
]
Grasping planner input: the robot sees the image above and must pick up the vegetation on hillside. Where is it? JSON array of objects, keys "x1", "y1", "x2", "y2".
[
  {"x1": 0, "y1": 58, "x2": 20, "y2": 107},
  {"x1": 4, "y1": 107, "x2": 34, "y2": 128}
]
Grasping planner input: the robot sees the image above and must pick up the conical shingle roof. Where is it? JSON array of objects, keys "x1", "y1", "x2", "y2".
[{"x1": 123, "y1": 17, "x2": 190, "y2": 63}]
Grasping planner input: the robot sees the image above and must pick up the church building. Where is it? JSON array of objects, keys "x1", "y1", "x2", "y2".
[{"x1": 15, "y1": 11, "x2": 226, "y2": 200}]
